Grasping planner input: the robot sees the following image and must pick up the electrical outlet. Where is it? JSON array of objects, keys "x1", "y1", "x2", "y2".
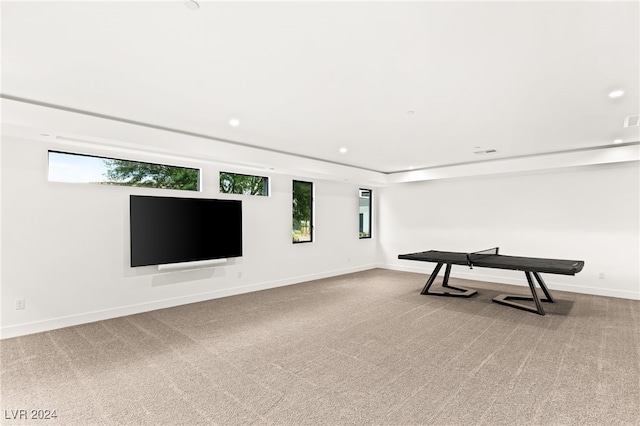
[
  {"x1": 16, "y1": 299, "x2": 25, "y2": 310},
  {"x1": 237, "y1": 271, "x2": 242, "y2": 279},
  {"x1": 598, "y1": 273, "x2": 605, "y2": 279}
]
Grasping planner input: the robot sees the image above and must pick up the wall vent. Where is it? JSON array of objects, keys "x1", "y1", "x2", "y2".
[{"x1": 624, "y1": 114, "x2": 640, "y2": 127}]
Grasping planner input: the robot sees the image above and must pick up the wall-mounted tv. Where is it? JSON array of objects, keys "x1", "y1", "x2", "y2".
[{"x1": 130, "y1": 195, "x2": 242, "y2": 267}]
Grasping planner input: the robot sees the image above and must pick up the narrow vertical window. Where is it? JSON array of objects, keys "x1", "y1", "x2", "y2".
[
  {"x1": 359, "y1": 189, "x2": 372, "y2": 239},
  {"x1": 293, "y1": 180, "x2": 313, "y2": 243}
]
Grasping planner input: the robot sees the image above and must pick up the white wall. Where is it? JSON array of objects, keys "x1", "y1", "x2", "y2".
[
  {"x1": 0, "y1": 136, "x2": 377, "y2": 338},
  {"x1": 379, "y1": 162, "x2": 640, "y2": 300},
  {"x1": 2, "y1": 128, "x2": 638, "y2": 339}
]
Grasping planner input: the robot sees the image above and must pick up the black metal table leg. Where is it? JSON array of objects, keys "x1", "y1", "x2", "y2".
[
  {"x1": 421, "y1": 263, "x2": 443, "y2": 294},
  {"x1": 421, "y1": 263, "x2": 477, "y2": 298},
  {"x1": 533, "y1": 271, "x2": 555, "y2": 302},
  {"x1": 492, "y1": 271, "x2": 555, "y2": 315}
]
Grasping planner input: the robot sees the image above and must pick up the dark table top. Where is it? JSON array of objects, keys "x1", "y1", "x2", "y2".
[{"x1": 398, "y1": 250, "x2": 584, "y2": 275}]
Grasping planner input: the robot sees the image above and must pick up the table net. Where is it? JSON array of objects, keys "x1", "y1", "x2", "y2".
[{"x1": 467, "y1": 247, "x2": 499, "y2": 266}]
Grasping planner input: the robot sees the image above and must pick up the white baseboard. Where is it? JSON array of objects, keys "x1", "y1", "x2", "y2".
[
  {"x1": 0, "y1": 264, "x2": 377, "y2": 339},
  {"x1": 3, "y1": 262, "x2": 636, "y2": 339},
  {"x1": 382, "y1": 263, "x2": 640, "y2": 301}
]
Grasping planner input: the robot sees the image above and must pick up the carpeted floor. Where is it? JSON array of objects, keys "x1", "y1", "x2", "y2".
[{"x1": 1, "y1": 269, "x2": 639, "y2": 425}]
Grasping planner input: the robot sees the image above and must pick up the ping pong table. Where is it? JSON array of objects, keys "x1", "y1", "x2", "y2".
[{"x1": 398, "y1": 248, "x2": 584, "y2": 315}]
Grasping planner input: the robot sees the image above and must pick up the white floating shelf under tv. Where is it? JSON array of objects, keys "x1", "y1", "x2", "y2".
[{"x1": 157, "y1": 258, "x2": 228, "y2": 271}]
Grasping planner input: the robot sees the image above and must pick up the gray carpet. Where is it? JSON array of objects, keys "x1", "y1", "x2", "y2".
[{"x1": 1, "y1": 269, "x2": 639, "y2": 425}]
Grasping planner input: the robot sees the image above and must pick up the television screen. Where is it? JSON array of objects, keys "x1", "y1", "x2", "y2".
[{"x1": 130, "y1": 195, "x2": 242, "y2": 267}]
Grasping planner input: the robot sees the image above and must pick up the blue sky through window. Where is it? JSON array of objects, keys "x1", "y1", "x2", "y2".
[{"x1": 48, "y1": 151, "x2": 109, "y2": 183}]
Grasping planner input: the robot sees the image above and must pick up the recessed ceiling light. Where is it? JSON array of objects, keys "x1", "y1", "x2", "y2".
[
  {"x1": 229, "y1": 119, "x2": 240, "y2": 127},
  {"x1": 613, "y1": 139, "x2": 623, "y2": 144},
  {"x1": 609, "y1": 90, "x2": 624, "y2": 98},
  {"x1": 407, "y1": 110, "x2": 415, "y2": 115},
  {"x1": 339, "y1": 147, "x2": 348, "y2": 154},
  {"x1": 184, "y1": 0, "x2": 199, "y2": 10}
]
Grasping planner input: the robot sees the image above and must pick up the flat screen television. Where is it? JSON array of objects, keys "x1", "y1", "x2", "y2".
[{"x1": 130, "y1": 195, "x2": 242, "y2": 267}]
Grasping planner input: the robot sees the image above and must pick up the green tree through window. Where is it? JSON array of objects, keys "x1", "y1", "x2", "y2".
[
  {"x1": 293, "y1": 180, "x2": 312, "y2": 243},
  {"x1": 47, "y1": 151, "x2": 199, "y2": 191},
  {"x1": 219, "y1": 172, "x2": 269, "y2": 196},
  {"x1": 104, "y1": 159, "x2": 199, "y2": 191}
]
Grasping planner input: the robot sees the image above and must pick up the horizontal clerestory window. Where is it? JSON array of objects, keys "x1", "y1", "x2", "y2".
[
  {"x1": 48, "y1": 150, "x2": 200, "y2": 191},
  {"x1": 219, "y1": 172, "x2": 269, "y2": 196}
]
